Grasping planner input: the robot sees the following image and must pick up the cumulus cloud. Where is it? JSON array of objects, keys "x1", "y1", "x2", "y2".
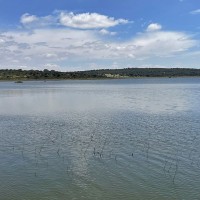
[
  {"x1": 146, "y1": 23, "x2": 162, "y2": 32},
  {"x1": 19, "y1": 11, "x2": 129, "y2": 30},
  {"x1": 20, "y1": 13, "x2": 56, "y2": 28},
  {"x1": 20, "y1": 13, "x2": 38, "y2": 24},
  {"x1": 0, "y1": 28, "x2": 196, "y2": 70},
  {"x1": 130, "y1": 31, "x2": 195, "y2": 57},
  {"x1": 190, "y1": 9, "x2": 200, "y2": 15},
  {"x1": 0, "y1": 13, "x2": 198, "y2": 70},
  {"x1": 99, "y1": 29, "x2": 116, "y2": 36},
  {"x1": 59, "y1": 12, "x2": 128, "y2": 29}
]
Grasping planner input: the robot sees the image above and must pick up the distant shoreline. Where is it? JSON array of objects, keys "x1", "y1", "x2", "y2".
[
  {"x1": 1, "y1": 68, "x2": 200, "y2": 81},
  {"x1": 0, "y1": 76, "x2": 200, "y2": 83}
]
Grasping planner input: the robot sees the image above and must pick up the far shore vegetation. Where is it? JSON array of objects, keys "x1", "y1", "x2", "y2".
[{"x1": 0, "y1": 68, "x2": 200, "y2": 81}]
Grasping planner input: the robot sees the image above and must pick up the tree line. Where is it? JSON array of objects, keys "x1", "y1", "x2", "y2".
[{"x1": 0, "y1": 68, "x2": 200, "y2": 80}]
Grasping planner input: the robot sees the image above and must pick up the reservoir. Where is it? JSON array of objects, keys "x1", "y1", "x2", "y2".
[{"x1": 0, "y1": 78, "x2": 200, "y2": 199}]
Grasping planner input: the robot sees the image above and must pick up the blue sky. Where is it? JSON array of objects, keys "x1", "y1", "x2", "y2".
[{"x1": 0, "y1": 0, "x2": 200, "y2": 71}]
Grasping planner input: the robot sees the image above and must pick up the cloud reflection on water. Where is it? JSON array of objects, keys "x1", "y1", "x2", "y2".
[{"x1": 0, "y1": 79, "x2": 198, "y2": 116}]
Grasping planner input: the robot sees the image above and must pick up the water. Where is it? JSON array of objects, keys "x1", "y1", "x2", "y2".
[{"x1": 0, "y1": 78, "x2": 200, "y2": 200}]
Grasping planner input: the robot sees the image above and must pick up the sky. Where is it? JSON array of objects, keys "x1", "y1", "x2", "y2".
[{"x1": 0, "y1": 0, "x2": 200, "y2": 71}]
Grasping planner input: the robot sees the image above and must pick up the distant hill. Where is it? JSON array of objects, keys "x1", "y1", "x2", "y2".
[{"x1": 0, "y1": 68, "x2": 200, "y2": 80}]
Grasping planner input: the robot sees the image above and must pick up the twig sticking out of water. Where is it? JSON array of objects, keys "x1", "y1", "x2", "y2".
[
  {"x1": 21, "y1": 144, "x2": 25, "y2": 160},
  {"x1": 146, "y1": 141, "x2": 150, "y2": 161},
  {"x1": 35, "y1": 147, "x2": 37, "y2": 158},
  {"x1": 57, "y1": 148, "x2": 60, "y2": 157},
  {"x1": 83, "y1": 134, "x2": 94, "y2": 158},
  {"x1": 173, "y1": 157, "x2": 179, "y2": 183},
  {"x1": 163, "y1": 160, "x2": 168, "y2": 171},
  {"x1": 168, "y1": 163, "x2": 172, "y2": 173},
  {"x1": 100, "y1": 137, "x2": 108, "y2": 158},
  {"x1": 115, "y1": 155, "x2": 117, "y2": 162}
]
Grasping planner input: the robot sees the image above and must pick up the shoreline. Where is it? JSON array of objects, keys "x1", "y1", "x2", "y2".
[
  {"x1": 1, "y1": 68, "x2": 200, "y2": 81},
  {"x1": 0, "y1": 76, "x2": 200, "y2": 82}
]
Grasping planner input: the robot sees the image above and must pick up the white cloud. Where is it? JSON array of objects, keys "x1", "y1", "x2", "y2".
[
  {"x1": 99, "y1": 29, "x2": 116, "y2": 36},
  {"x1": 24, "y1": 56, "x2": 32, "y2": 61},
  {"x1": 0, "y1": 28, "x2": 196, "y2": 70},
  {"x1": 20, "y1": 13, "x2": 56, "y2": 28},
  {"x1": 44, "y1": 53, "x2": 58, "y2": 58},
  {"x1": 146, "y1": 23, "x2": 162, "y2": 32},
  {"x1": 190, "y1": 9, "x2": 200, "y2": 15},
  {"x1": 59, "y1": 12, "x2": 128, "y2": 29},
  {"x1": 130, "y1": 31, "x2": 195, "y2": 57},
  {"x1": 0, "y1": 13, "x2": 198, "y2": 70},
  {"x1": 19, "y1": 11, "x2": 129, "y2": 30},
  {"x1": 0, "y1": 38, "x2": 5, "y2": 43},
  {"x1": 20, "y1": 13, "x2": 38, "y2": 24}
]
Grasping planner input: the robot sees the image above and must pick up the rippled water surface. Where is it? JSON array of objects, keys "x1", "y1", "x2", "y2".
[{"x1": 0, "y1": 78, "x2": 200, "y2": 200}]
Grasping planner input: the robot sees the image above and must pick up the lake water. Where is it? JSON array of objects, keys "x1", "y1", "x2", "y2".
[{"x1": 0, "y1": 78, "x2": 200, "y2": 200}]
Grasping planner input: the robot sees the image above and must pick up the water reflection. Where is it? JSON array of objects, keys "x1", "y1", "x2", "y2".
[{"x1": 0, "y1": 79, "x2": 198, "y2": 115}]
